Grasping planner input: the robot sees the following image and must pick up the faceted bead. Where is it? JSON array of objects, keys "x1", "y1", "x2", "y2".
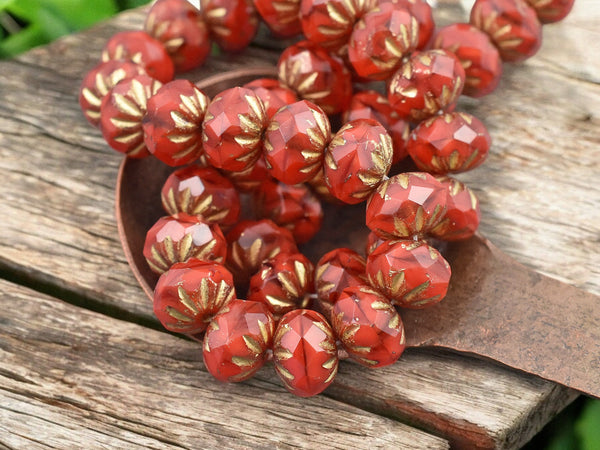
[
  {"x1": 365, "y1": 172, "x2": 447, "y2": 239},
  {"x1": 278, "y1": 40, "x2": 353, "y2": 115},
  {"x1": 432, "y1": 23, "x2": 503, "y2": 98},
  {"x1": 525, "y1": 0, "x2": 574, "y2": 23},
  {"x1": 153, "y1": 259, "x2": 236, "y2": 334},
  {"x1": 253, "y1": 180, "x2": 323, "y2": 244},
  {"x1": 253, "y1": 0, "x2": 302, "y2": 37},
  {"x1": 388, "y1": 49, "x2": 466, "y2": 123},
  {"x1": 143, "y1": 216, "x2": 227, "y2": 274},
  {"x1": 161, "y1": 165, "x2": 241, "y2": 226},
  {"x1": 365, "y1": 230, "x2": 387, "y2": 255},
  {"x1": 202, "y1": 87, "x2": 268, "y2": 172},
  {"x1": 332, "y1": 285, "x2": 405, "y2": 367},
  {"x1": 343, "y1": 90, "x2": 410, "y2": 164},
  {"x1": 144, "y1": 0, "x2": 211, "y2": 73},
  {"x1": 430, "y1": 177, "x2": 481, "y2": 241},
  {"x1": 324, "y1": 118, "x2": 393, "y2": 204},
  {"x1": 201, "y1": 0, "x2": 259, "y2": 52},
  {"x1": 407, "y1": 112, "x2": 491, "y2": 174},
  {"x1": 79, "y1": 60, "x2": 147, "y2": 128},
  {"x1": 307, "y1": 168, "x2": 341, "y2": 204},
  {"x1": 315, "y1": 248, "x2": 367, "y2": 319},
  {"x1": 243, "y1": 78, "x2": 298, "y2": 119},
  {"x1": 203, "y1": 299, "x2": 275, "y2": 382},
  {"x1": 381, "y1": 0, "x2": 434, "y2": 50},
  {"x1": 247, "y1": 252, "x2": 315, "y2": 319},
  {"x1": 143, "y1": 79, "x2": 209, "y2": 166},
  {"x1": 101, "y1": 30, "x2": 174, "y2": 83},
  {"x1": 470, "y1": 0, "x2": 542, "y2": 63},
  {"x1": 366, "y1": 239, "x2": 451, "y2": 308},
  {"x1": 100, "y1": 75, "x2": 162, "y2": 158},
  {"x1": 224, "y1": 155, "x2": 271, "y2": 192},
  {"x1": 273, "y1": 309, "x2": 338, "y2": 397},
  {"x1": 348, "y1": 2, "x2": 419, "y2": 80},
  {"x1": 264, "y1": 100, "x2": 331, "y2": 184}
]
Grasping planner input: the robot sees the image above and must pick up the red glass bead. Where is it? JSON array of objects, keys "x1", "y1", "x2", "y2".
[
  {"x1": 243, "y1": 78, "x2": 298, "y2": 119},
  {"x1": 366, "y1": 172, "x2": 447, "y2": 239},
  {"x1": 203, "y1": 299, "x2": 275, "y2": 382},
  {"x1": 264, "y1": 100, "x2": 331, "y2": 185},
  {"x1": 144, "y1": 0, "x2": 211, "y2": 73},
  {"x1": 101, "y1": 30, "x2": 174, "y2": 83},
  {"x1": 161, "y1": 165, "x2": 241, "y2": 226},
  {"x1": 79, "y1": 60, "x2": 147, "y2": 128},
  {"x1": 273, "y1": 309, "x2": 338, "y2": 397},
  {"x1": 253, "y1": 180, "x2": 323, "y2": 244},
  {"x1": 526, "y1": 0, "x2": 574, "y2": 23},
  {"x1": 201, "y1": 0, "x2": 259, "y2": 52},
  {"x1": 202, "y1": 87, "x2": 268, "y2": 172},
  {"x1": 278, "y1": 40, "x2": 353, "y2": 115},
  {"x1": 365, "y1": 230, "x2": 386, "y2": 255},
  {"x1": 332, "y1": 285, "x2": 405, "y2": 366},
  {"x1": 381, "y1": 0, "x2": 434, "y2": 49},
  {"x1": 253, "y1": 0, "x2": 303, "y2": 37},
  {"x1": 224, "y1": 155, "x2": 271, "y2": 192},
  {"x1": 307, "y1": 168, "x2": 341, "y2": 204},
  {"x1": 144, "y1": 216, "x2": 227, "y2": 274},
  {"x1": 324, "y1": 118, "x2": 393, "y2": 204},
  {"x1": 407, "y1": 112, "x2": 491, "y2": 174},
  {"x1": 470, "y1": 0, "x2": 542, "y2": 63},
  {"x1": 100, "y1": 75, "x2": 162, "y2": 158},
  {"x1": 315, "y1": 248, "x2": 367, "y2": 319},
  {"x1": 430, "y1": 177, "x2": 481, "y2": 241},
  {"x1": 153, "y1": 259, "x2": 235, "y2": 334},
  {"x1": 432, "y1": 23, "x2": 503, "y2": 98},
  {"x1": 366, "y1": 239, "x2": 451, "y2": 308},
  {"x1": 143, "y1": 79, "x2": 209, "y2": 166},
  {"x1": 348, "y1": 2, "x2": 419, "y2": 81}
]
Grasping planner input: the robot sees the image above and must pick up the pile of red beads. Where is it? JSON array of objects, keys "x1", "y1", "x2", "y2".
[{"x1": 80, "y1": 0, "x2": 574, "y2": 396}]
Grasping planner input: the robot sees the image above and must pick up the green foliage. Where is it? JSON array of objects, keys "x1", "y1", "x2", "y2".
[{"x1": 576, "y1": 399, "x2": 600, "y2": 450}]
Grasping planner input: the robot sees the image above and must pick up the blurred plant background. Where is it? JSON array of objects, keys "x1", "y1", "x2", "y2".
[{"x1": 1, "y1": 1, "x2": 599, "y2": 448}]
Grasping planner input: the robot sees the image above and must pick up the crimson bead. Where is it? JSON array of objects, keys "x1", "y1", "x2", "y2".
[
  {"x1": 161, "y1": 165, "x2": 241, "y2": 226},
  {"x1": 324, "y1": 119, "x2": 393, "y2": 204},
  {"x1": 202, "y1": 87, "x2": 268, "y2": 172},
  {"x1": 407, "y1": 112, "x2": 491, "y2": 174},
  {"x1": 253, "y1": 0, "x2": 302, "y2": 37},
  {"x1": 348, "y1": 2, "x2": 419, "y2": 80},
  {"x1": 100, "y1": 75, "x2": 162, "y2": 158},
  {"x1": 101, "y1": 30, "x2": 174, "y2": 83},
  {"x1": 388, "y1": 49, "x2": 466, "y2": 123},
  {"x1": 203, "y1": 299, "x2": 275, "y2": 382},
  {"x1": 526, "y1": 0, "x2": 574, "y2": 23},
  {"x1": 253, "y1": 180, "x2": 323, "y2": 244},
  {"x1": 153, "y1": 259, "x2": 235, "y2": 334},
  {"x1": 144, "y1": 0, "x2": 211, "y2": 73},
  {"x1": 366, "y1": 239, "x2": 451, "y2": 308},
  {"x1": 201, "y1": 0, "x2": 259, "y2": 52},
  {"x1": 366, "y1": 172, "x2": 447, "y2": 239},
  {"x1": 432, "y1": 23, "x2": 503, "y2": 98},
  {"x1": 470, "y1": 0, "x2": 542, "y2": 63},
  {"x1": 307, "y1": 168, "x2": 341, "y2": 204},
  {"x1": 273, "y1": 309, "x2": 338, "y2": 397},
  {"x1": 278, "y1": 40, "x2": 353, "y2": 115},
  {"x1": 243, "y1": 78, "x2": 298, "y2": 119},
  {"x1": 382, "y1": 0, "x2": 434, "y2": 49},
  {"x1": 264, "y1": 100, "x2": 331, "y2": 184},
  {"x1": 144, "y1": 216, "x2": 227, "y2": 274},
  {"x1": 143, "y1": 79, "x2": 209, "y2": 166},
  {"x1": 365, "y1": 230, "x2": 386, "y2": 255},
  {"x1": 332, "y1": 285, "x2": 405, "y2": 367},
  {"x1": 79, "y1": 60, "x2": 147, "y2": 128},
  {"x1": 430, "y1": 177, "x2": 481, "y2": 241},
  {"x1": 225, "y1": 156, "x2": 270, "y2": 192}
]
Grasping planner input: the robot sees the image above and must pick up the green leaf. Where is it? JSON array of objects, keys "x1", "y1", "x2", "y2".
[
  {"x1": 576, "y1": 399, "x2": 600, "y2": 450},
  {"x1": 41, "y1": 0, "x2": 118, "y2": 30},
  {"x1": 0, "y1": 22, "x2": 46, "y2": 58}
]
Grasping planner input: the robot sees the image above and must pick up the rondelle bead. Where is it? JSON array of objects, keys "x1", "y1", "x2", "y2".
[
  {"x1": 382, "y1": 0, "x2": 435, "y2": 49},
  {"x1": 388, "y1": 49, "x2": 466, "y2": 123},
  {"x1": 224, "y1": 156, "x2": 271, "y2": 192},
  {"x1": 153, "y1": 259, "x2": 236, "y2": 334},
  {"x1": 273, "y1": 309, "x2": 338, "y2": 397},
  {"x1": 324, "y1": 118, "x2": 393, "y2": 204},
  {"x1": 365, "y1": 172, "x2": 447, "y2": 239},
  {"x1": 525, "y1": 0, "x2": 574, "y2": 23},
  {"x1": 331, "y1": 285, "x2": 405, "y2": 367},
  {"x1": 432, "y1": 23, "x2": 503, "y2": 98},
  {"x1": 144, "y1": 0, "x2": 211, "y2": 73},
  {"x1": 263, "y1": 100, "x2": 331, "y2": 185},
  {"x1": 253, "y1": 0, "x2": 303, "y2": 37},
  {"x1": 79, "y1": 60, "x2": 147, "y2": 128},
  {"x1": 470, "y1": 0, "x2": 542, "y2": 63},
  {"x1": 201, "y1": 0, "x2": 259, "y2": 52},
  {"x1": 100, "y1": 75, "x2": 163, "y2": 158},
  {"x1": 365, "y1": 230, "x2": 387, "y2": 255},
  {"x1": 203, "y1": 299, "x2": 275, "y2": 382},
  {"x1": 307, "y1": 168, "x2": 341, "y2": 204},
  {"x1": 243, "y1": 78, "x2": 298, "y2": 119},
  {"x1": 202, "y1": 87, "x2": 268, "y2": 172},
  {"x1": 161, "y1": 165, "x2": 241, "y2": 226},
  {"x1": 101, "y1": 30, "x2": 174, "y2": 83},
  {"x1": 277, "y1": 40, "x2": 353, "y2": 115},
  {"x1": 430, "y1": 177, "x2": 481, "y2": 241},
  {"x1": 407, "y1": 112, "x2": 491, "y2": 174},
  {"x1": 143, "y1": 79, "x2": 209, "y2": 166},
  {"x1": 144, "y1": 216, "x2": 227, "y2": 274}
]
